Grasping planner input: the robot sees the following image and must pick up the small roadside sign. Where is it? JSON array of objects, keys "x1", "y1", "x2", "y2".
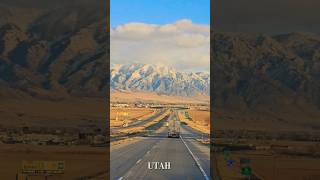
[
  {"x1": 226, "y1": 159, "x2": 235, "y2": 167},
  {"x1": 241, "y1": 166, "x2": 252, "y2": 176},
  {"x1": 240, "y1": 158, "x2": 252, "y2": 177},
  {"x1": 22, "y1": 161, "x2": 65, "y2": 175}
]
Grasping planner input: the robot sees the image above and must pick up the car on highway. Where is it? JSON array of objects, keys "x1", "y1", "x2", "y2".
[
  {"x1": 167, "y1": 118, "x2": 180, "y2": 138},
  {"x1": 180, "y1": 121, "x2": 187, "y2": 125}
]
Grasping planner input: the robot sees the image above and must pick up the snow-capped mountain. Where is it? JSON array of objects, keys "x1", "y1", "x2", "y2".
[{"x1": 110, "y1": 63, "x2": 210, "y2": 96}]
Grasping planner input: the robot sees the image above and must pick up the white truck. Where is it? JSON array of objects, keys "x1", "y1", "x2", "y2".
[{"x1": 167, "y1": 117, "x2": 180, "y2": 138}]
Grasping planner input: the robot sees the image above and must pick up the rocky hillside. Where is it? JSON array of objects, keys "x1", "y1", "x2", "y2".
[
  {"x1": 213, "y1": 32, "x2": 320, "y2": 115},
  {"x1": 111, "y1": 63, "x2": 210, "y2": 97},
  {"x1": 0, "y1": 0, "x2": 107, "y2": 99}
]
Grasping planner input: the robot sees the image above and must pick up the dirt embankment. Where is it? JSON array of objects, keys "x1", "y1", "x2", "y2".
[{"x1": 178, "y1": 110, "x2": 210, "y2": 134}]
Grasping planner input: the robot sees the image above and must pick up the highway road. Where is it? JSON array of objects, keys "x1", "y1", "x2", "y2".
[
  {"x1": 111, "y1": 109, "x2": 166, "y2": 132},
  {"x1": 110, "y1": 111, "x2": 210, "y2": 180}
]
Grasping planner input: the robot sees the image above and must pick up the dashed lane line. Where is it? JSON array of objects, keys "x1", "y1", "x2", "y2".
[{"x1": 180, "y1": 135, "x2": 210, "y2": 180}]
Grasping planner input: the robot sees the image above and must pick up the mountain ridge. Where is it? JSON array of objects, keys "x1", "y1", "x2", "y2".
[
  {"x1": 0, "y1": 1, "x2": 107, "y2": 99},
  {"x1": 213, "y1": 32, "x2": 320, "y2": 109},
  {"x1": 110, "y1": 63, "x2": 210, "y2": 97}
]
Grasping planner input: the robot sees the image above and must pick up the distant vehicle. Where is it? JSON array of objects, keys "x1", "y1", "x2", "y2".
[
  {"x1": 168, "y1": 118, "x2": 180, "y2": 138},
  {"x1": 122, "y1": 122, "x2": 128, "y2": 127},
  {"x1": 180, "y1": 121, "x2": 187, "y2": 125},
  {"x1": 165, "y1": 122, "x2": 169, "y2": 127}
]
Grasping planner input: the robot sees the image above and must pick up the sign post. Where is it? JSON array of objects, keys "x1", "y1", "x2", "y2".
[
  {"x1": 21, "y1": 161, "x2": 65, "y2": 179},
  {"x1": 240, "y1": 158, "x2": 252, "y2": 179}
]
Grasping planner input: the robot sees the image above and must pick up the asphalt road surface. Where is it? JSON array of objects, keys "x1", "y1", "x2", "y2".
[
  {"x1": 111, "y1": 109, "x2": 166, "y2": 132},
  {"x1": 110, "y1": 111, "x2": 210, "y2": 180}
]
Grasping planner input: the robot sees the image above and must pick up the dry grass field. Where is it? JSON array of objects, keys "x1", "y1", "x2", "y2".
[
  {"x1": 216, "y1": 151, "x2": 320, "y2": 180},
  {"x1": 118, "y1": 109, "x2": 170, "y2": 133},
  {"x1": 251, "y1": 155, "x2": 320, "y2": 180},
  {"x1": 188, "y1": 110, "x2": 210, "y2": 126},
  {"x1": 111, "y1": 91, "x2": 209, "y2": 104},
  {"x1": 213, "y1": 105, "x2": 320, "y2": 179},
  {"x1": 213, "y1": 106, "x2": 320, "y2": 133},
  {"x1": 0, "y1": 97, "x2": 106, "y2": 129},
  {"x1": 110, "y1": 108, "x2": 156, "y2": 127},
  {"x1": 178, "y1": 110, "x2": 210, "y2": 134},
  {"x1": 0, "y1": 144, "x2": 108, "y2": 180},
  {"x1": 214, "y1": 138, "x2": 320, "y2": 180},
  {"x1": 0, "y1": 97, "x2": 107, "y2": 179}
]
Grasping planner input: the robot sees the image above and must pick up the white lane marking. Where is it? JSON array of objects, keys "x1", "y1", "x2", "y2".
[
  {"x1": 136, "y1": 159, "x2": 142, "y2": 164},
  {"x1": 180, "y1": 135, "x2": 210, "y2": 180},
  {"x1": 122, "y1": 141, "x2": 159, "y2": 179},
  {"x1": 118, "y1": 177, "x2": 123, "y2": 180}
]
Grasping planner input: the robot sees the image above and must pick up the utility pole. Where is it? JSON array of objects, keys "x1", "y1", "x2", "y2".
[{"x1": 273, "y1": 152, "x2": 277, "y2": 180}]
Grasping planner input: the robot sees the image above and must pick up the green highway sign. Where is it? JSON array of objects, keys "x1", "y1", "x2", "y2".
[{"x1": 241, "y1": 166, "x2": 252, "y2": 176}]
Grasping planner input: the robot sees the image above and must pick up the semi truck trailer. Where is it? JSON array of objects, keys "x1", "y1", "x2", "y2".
[{"x1": 167, "y1": 117, "x2": 180, "y2": 138}]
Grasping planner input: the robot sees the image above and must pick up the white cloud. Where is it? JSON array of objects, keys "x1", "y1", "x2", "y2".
[
  {"x1": 175, "y1": 34, "x2": 209, "y2": 47},
  {"x1": 111, "y1": 19, "x2": 210, "y2": 72}
]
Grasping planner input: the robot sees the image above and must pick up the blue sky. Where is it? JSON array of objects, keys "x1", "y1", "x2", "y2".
[{"x1": 111, "y1": 0, "x2": 210, "y2": 27}]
